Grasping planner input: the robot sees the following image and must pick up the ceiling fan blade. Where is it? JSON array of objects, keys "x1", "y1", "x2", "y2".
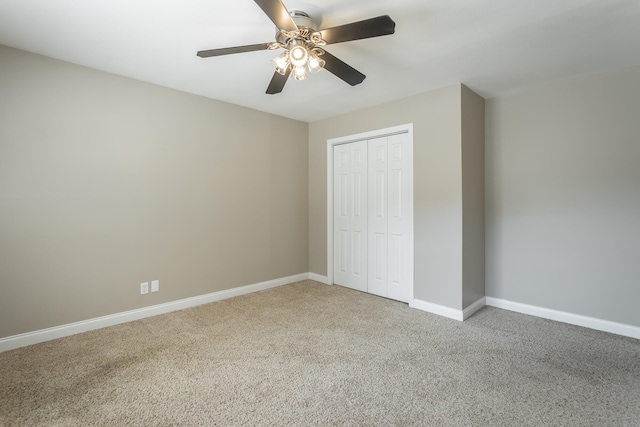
[
  {"x1": 320, "y1": 15, "x2": 395, "y2": 45},
  {"x1": 197, "y1": 43, "x2": 272, "y2": 58},
  {"x1": 254, "y1": 0, "x2": 298, "y2": 32},
  {"x1": 322, "y1": 51, "x2": 366, "y2": 86},
  {"x1": 266, "y1": 68, "x2": 291, "y2": 94}
]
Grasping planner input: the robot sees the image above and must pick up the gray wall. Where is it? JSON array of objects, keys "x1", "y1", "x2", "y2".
[
  {"x1": 461, "y1": 86, "x2": 486, "y2": 309},
  {"x1": 485, "y1": 65, "x2": 640, "y2": 326},
  {"x1": 0, "y1": 45, "x2": 309, "y2": 338},
  {"x1": 309, "y1": 84, "x2": 485, "y2": 310}
]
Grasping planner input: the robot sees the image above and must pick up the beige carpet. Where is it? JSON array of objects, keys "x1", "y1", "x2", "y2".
[{"x1": 1, "y1": 280, "x2": 639, "y2": 426}]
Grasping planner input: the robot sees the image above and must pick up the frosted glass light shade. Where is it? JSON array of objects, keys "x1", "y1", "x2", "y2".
[
  {"x1": 272, "y1": 52, "x2": 289, "y2": 75},
  {"x1": 292, "y1": 65, "x2": 309, "y2": 80},
  {"x1": 308, "y1": 51, "x2": 325, "y2": 73}
]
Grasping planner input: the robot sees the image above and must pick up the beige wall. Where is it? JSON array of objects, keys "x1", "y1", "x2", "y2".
[
  {"x1": 309, "y1": 84, "x2": 485, "y2": 310},
  {"x1": 4, "y1": 38, "x2": 636, "y2": 339},
  {"x1": 0, "y1": 45, "x2": 309, "y2": 338},
  {"x1": 486, "y1": 65, "x2": 640, "y2": 326}
]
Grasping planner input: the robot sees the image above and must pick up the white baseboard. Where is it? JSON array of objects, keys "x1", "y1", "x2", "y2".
[
  {"x1": 8, "y1": 278, "x2": 635, "y2": 353},
  {"x1": 308, "y1": 273, "x2": 330, "y2": 285},
  {"x1": 485, "y1": 297, "x2": 640, "y2": 340},
  {"x1": 413, "y1": 299, "x2": 459, "y2": 321},
  {"x1": 413, "y1": 295, "x2": 640, "y2": 339},
  {"x1": 463, "y1": 297, "x2": 486, "y2": 320},
  {"x1": 412, "y1": 296, "x2": 486, "y2": 321},
  {"x1": 0, "y1": 273, "x2": 311, "y2": 353}
]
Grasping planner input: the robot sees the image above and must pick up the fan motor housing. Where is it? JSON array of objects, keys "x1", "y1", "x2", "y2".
[
  {"x1": 275, "y1": 11, "x2": 319, "y2": 45},
  {"x1": 290, "y1": 10, "x2": 317, "y2": 31}
]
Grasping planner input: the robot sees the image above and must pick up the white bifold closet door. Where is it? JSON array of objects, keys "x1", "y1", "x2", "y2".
[
  {"x1": 333, "y1": 140, "x2": 368, "y2": 293},
  {"x1": 333, "y1": 133, "x2": 412, "y2": 303}
]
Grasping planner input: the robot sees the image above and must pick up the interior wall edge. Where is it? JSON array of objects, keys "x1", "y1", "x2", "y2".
[{"x1": 308, "y1": 273, "x2": 330, "y2": 285}]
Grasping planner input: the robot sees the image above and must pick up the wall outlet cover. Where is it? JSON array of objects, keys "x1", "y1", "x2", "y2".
[{"x1": 141, "y1": 282, "x2": 149, "y2": 295}]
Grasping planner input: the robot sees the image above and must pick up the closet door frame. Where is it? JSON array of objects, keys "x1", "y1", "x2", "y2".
[{"x1": 326, "y1": 123, "x2": 414, "y2": 307}]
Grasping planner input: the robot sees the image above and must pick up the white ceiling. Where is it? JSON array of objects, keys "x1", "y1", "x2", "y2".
[{"x1": 1, "y1": 0, "x2": 639, "y2": 122}]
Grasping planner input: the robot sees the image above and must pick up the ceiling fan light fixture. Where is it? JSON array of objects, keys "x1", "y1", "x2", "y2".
[{"x1": 271, "y1": 35, "x2": 326, "y2": 80}]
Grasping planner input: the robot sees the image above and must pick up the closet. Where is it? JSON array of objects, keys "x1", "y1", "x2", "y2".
[{"x1": 331, "y1": 127, "x2": 413, "y2": 303}]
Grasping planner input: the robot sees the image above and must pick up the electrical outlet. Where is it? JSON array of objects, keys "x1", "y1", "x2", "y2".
[
  {"x1": 140, "y1": 282, "x2": 149, "y2": 295},
  {"x1": 151, "y1": 280, "x2": 159, "y2": 292}
]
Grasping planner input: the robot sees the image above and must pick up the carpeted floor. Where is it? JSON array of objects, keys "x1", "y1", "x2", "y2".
[{"x1": 1, "y1": 280, "x2": 639, "y2": 426}]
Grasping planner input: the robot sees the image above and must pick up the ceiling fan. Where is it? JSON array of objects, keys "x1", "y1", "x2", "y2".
[{"x1": 196, "y1": 0, "x2": 396, "y2": 94}]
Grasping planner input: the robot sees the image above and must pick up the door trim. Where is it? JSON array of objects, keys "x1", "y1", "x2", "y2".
[{"x1": 326, "y1": 123, "x2": 414, "y2": 305}]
